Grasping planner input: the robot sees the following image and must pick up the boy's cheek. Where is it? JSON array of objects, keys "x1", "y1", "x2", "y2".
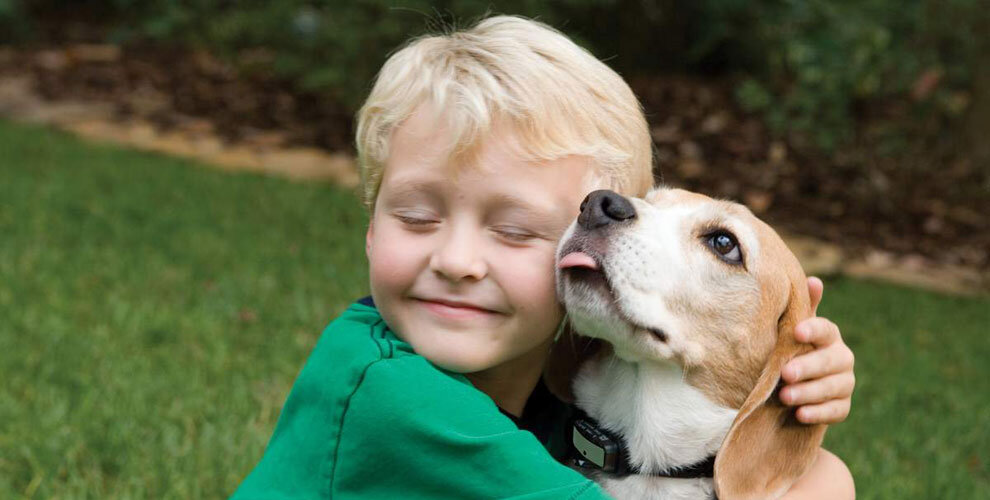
[
  {"x1": 367, "y1": 224, "x2": 416, "y2": 295},
  {"x1": 368, "y1": 243, "x2": 416, "y2": 289},
  {"x1": 367, "y1": 217, "x2": 415, "y2": 271},
  {"x1": 495, "y1": 251, "x2": 563, "y2": 320}
]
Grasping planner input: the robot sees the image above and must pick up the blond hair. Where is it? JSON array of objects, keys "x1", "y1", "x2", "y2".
[{"x1": 355, "y1": 15, "x2": 654, "y2": 210}]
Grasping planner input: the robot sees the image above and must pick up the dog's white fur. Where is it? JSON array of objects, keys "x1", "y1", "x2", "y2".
[
  {"x1": 573, "y1": 360, "x2": 734, "y2": 499},
  {"x1": 555, "y1": 187, "x2": 824, "y2": 500}
]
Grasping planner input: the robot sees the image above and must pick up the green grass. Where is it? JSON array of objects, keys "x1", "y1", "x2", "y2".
[
  {"x1": 816, "y1": 279, "x2": 990, "y2": 498},
  {"x1": 0, "y1": 120, "x2": 369, "y2": 498},
  {"x1": 1, "y1": 120, "x2": 988, "y2": 498}
]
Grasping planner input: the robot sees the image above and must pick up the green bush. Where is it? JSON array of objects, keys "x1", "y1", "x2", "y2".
[
  {"x1": 720, "y1": 0, "x2": 985, "y2": 150},
  {"x1": 6, "y1": 0, "x2": 987, "y2": 153},
  {"x1": 68, "y1": 0, "x2": 615, "y2": 114},
  {"x1": 0, "y1": 0, "x2": 32, "y2": 42}
]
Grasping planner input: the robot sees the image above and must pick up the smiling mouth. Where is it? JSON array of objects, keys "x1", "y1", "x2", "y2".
[{"x1": 415, "y1": 298, "x2": 503, "y2": 320}]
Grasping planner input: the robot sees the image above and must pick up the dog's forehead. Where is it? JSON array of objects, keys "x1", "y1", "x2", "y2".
[
  {"x1": 644, "y1": 187, "x2": 754, "y2": 224},
  {"x1": 645, "y1": 187, "x2": 711, "y2": 207}
]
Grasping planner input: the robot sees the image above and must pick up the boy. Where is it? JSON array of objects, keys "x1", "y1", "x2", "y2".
[{"x1": 233, "y1": 16, "x2": 855, "y2": 499}]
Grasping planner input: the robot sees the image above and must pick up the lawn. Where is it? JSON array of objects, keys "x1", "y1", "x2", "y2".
[{"x1": 1, "y1": 120, "x2": 988, "y2": 499}]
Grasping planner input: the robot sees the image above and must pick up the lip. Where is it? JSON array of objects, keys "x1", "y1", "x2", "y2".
[{"x1": 414, "y1": 298, "x2": 503, "y2": 320}]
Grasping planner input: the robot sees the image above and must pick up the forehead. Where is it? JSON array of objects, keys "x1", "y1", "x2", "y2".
[
  {"x1": 390, "y1": 103, "x2": 606, "y2": 181},
  {"x1": 382, "y1": 112, "x2": 604, "y2": 216},
  {"x1": 391, "y1": 105, "x2": 599, "y2": 175}
]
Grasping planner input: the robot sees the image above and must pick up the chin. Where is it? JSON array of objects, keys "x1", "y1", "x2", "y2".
[{"x1": 407, "y1": 338, "x2": 499, "y2": 374}]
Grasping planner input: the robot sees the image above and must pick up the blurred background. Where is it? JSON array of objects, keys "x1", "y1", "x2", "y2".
[{"x1": 1, "y1": 1, "x2": 987, "y2": 499}]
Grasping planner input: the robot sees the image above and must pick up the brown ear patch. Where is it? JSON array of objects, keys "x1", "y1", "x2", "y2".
[{"x1": 714, "y1": 285, "x2": 827, "y2": 500}]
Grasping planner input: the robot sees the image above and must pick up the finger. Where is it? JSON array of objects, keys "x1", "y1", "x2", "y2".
[
  {"x1": 779, "y1": 373, "x2": 856, "y2": 406},
  {"x1": 793, "y1": 316, "x2": 840, "y2": 347},
  {"x1": 795, "y1": 399, "x2": 851, "y2": 425},
  {"x1": 807, "y1": 276, "x2": 824, "y2": 316},
  {"x1": 782, "y1": 340, "x2": 854, "y2": 383}
]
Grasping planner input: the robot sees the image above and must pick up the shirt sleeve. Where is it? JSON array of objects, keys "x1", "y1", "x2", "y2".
[
  {"x1": 331, "y1": 356, "x2": 612, "y2": 500},
  {"x1": 230, "y1": 309, "x2": 385, "y2": 500}
]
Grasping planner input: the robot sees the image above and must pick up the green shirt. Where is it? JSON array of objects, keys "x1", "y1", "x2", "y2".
[{"x1": 231, "y1": 300, "x2": 610, "y2": 499}]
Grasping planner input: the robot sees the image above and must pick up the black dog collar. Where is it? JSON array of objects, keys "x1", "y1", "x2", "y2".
[{"x1": 569, "y1": 411, "x2": 716, "y2": 478}]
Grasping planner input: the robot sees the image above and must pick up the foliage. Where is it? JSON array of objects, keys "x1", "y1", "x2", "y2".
[
  {"x1": 20, "y1": 0, "x2": 614, "y2": 113},
  {"x1": 2, "y1": 120, "x2": 989, "y2": 497},
  {"x1": 0, "y1": 0, "x2": 32, "y2": 42},
  {"x1": 4, "y1": 0, "x2": 988, "y2": 152},
  {"x1": 721, "y1": 0, "x2": 986, "y2": 150}
]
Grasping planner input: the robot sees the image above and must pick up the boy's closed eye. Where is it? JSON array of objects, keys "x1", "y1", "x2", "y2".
[
  {"x1": 394, "y1": 210, "x2": 440, "y2": 227},
  {"x1": 491, "y1": 225, "x2": 543, "y2": 243},
  {"x1": 487, "y1": 209, "x2": 570, "y2": 245}
]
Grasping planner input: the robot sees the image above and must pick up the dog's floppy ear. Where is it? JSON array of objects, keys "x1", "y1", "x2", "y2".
[
  {"x1": 714, "y1": 282, "x2": 827, "y2": 500},
  {"x1": 543, "y1": 324, "x2": 602, "y2": 404}
]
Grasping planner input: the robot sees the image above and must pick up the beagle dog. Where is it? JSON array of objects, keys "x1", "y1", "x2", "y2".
[{"x1": 551, "y1": 187, "x2": 827, "y2": 500}]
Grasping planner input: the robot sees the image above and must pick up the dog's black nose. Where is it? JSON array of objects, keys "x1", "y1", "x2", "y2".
[{"x1": 578, "y1": 190, "x2": 636, "y2": 230}]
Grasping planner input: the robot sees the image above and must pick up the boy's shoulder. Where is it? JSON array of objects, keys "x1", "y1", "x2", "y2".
[
  {"x1": 310, "y1": 296, "x2": 410, "y2": 365},
  {"x1": 315, "y1": 296, "x2": 513, "y2": 428},
  {"x1": 306, "y1": 296, "x2": 475, "y2": 391},
  {"x1": 323, "y1": 302, "x2": 602, "y2": 499}
]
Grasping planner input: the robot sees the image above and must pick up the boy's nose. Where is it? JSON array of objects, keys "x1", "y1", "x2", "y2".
[
  {"x1": 430, "y1": 225, "x2": 488, "y2": 281},
  {"x1": 578, "y1": 190, "x2": 637, "y2": 230}
]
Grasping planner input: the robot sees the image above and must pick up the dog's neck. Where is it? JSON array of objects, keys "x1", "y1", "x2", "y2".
[{"x1": 573, "y1": 353, "x2": 738, "y2": 475}]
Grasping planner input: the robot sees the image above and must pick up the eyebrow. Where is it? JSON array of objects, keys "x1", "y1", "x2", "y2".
[
  {"x1": 485, "y1": 192, "x2": 568, "y2": 228},
  {"x1": 379, "y1": 178, "x2": 443, "y2": 202}
]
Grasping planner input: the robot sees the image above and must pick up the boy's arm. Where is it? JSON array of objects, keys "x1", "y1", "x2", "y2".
[{"x1": 781, "y1": 449, "x2": 856, "y2": 499}]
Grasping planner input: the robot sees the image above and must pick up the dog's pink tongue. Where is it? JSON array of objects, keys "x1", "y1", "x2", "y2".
[{"x1": 558, "y1": 252, "x2": 599, "y2": 270}]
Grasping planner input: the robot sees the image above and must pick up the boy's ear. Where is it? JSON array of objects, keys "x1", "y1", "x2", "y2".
[{"x1": 365, "y1": 221, "x2": 374, "y2": 258}]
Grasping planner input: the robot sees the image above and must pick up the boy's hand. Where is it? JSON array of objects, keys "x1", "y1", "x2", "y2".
[{"x1": 779, "y1": 277, "x2": 856, "y2": 425}]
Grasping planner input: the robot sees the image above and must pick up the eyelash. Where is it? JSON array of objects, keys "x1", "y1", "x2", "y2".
[
  {"x1": 393, "y1": 212, "x2": 539, "y2": 242},
  {"x1": 394, "y1": 213, "x2": 437, "y2": 226},
  {"x1": 493, "y1": 226, "x2": 537, "y2": 242}
]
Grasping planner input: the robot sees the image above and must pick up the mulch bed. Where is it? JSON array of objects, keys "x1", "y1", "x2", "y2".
[
  {"x1": 629, "y1": 75, "x2": 988, "y2": 270},
  {"x1": 2, "y1": 45, "x2": 987, "y2": 270}
]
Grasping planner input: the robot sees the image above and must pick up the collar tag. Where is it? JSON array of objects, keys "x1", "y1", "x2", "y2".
[
  {"x1": 569, "y1": 413, "x2": 716, "y2": 478},
  {"x1": 571, "y1": 417, "x2": 623, "y2": 473}
]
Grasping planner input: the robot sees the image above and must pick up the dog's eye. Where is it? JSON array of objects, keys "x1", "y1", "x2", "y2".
[{"x1": 706, "y1": 231, "x2": 743, "y2": 265}]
